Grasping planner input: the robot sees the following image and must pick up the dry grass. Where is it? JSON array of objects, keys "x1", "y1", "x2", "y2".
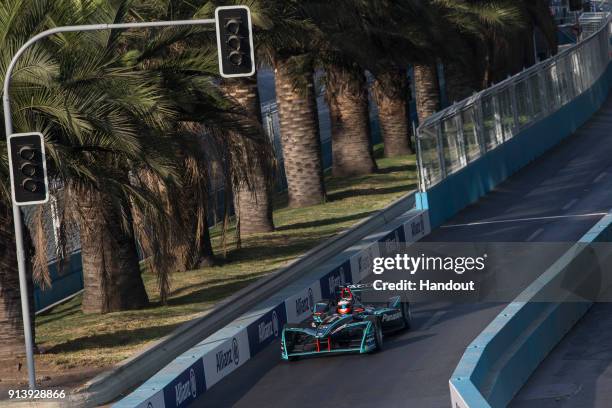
[{"x1": 34, "y1": 146, "x2": 417, "y2": 371}]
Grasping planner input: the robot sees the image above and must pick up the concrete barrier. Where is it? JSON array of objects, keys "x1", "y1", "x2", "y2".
[{"x1": 450, "y1": 212, "x2": 612, "y2": 408}]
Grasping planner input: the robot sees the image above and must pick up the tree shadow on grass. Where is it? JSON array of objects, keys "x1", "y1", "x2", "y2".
[
  {"x1": 274, "y1": 210, "x2": 377, "y2": 232},
  {"x1": 376, "y1": 164, "x2": 416, "y2": 174},
  {"x1": 164, "y1": 272, "x2": 271, "y2": 306},
  {"x1": 37, "y1": 301, "x2": 81, "y2": 325},
  {"x1": 230, "y1": 233, "x2": 328, "y2": 263},
  {"x1": 327, "y1": 184, "x2": 415, "y2": 202},
  {"x1": 45, "y1": 321, "x2": 184, "y2": 354}
]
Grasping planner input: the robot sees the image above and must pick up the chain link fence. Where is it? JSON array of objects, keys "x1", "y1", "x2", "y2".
[{"x1": 416, "y1": 12, "x2": 612, "y2": 192}]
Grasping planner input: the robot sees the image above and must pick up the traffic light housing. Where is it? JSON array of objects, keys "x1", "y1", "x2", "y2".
[
  {"x1": 215, "y1": 6, "x2": 255, "y2": 78},
  {"x1": 8, "y1": 132, "x2": 49, "y2": 205}
]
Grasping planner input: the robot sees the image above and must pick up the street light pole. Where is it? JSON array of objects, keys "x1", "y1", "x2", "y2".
[{"x1": 2, "y1": 18, "x2": 215, "y2": 391}]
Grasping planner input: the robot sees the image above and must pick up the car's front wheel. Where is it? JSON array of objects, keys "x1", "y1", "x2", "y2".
[{"x1": 367, "y1": 317, "x2": 384, "y2": 352}]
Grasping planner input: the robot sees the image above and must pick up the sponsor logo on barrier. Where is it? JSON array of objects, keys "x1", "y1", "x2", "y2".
[
  {"x1": 295, "y1": 287, "x2": 314, "y2": 315},
  {"x1": 351, "y1": 243, "x2": 380, "y2": 282},
  {"x1": 286, "y1": 284, "x2": 322, "y2": 323},
  {"x1": 174, "y1": 368, "x2": 198, "y2": 405},
  {"x1": 232, "y1": 338, "x2": 240, "y2": 366},
  {"x1": 216, "y1": 337, "x2": 240, "y2": 372},
  {"x1": 404, "y1": 212, "x2": 430, "y2": 243},
  {"x1": 258, "y1": 310, "x2": 279, "y2": 342},
  {"x1": 162, "y1": 360, "x2": 204, "y2": 408},
  {"x1": 247, "y1": 304, "x2": 288, "y2": 356},
  {"x1": 203, "y1": 330, "x2": 250, "y2": 389},
  {"x1": 319, "y1": 260, "x2": 352, "y2": 298},
  {"x1": 328, "y1": 268, "x2": 344, "y2": 294}
]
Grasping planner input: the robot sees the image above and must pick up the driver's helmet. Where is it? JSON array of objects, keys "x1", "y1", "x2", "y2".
[{"x1": 337, "y1": 299, "x2": 352, "y2": 315}]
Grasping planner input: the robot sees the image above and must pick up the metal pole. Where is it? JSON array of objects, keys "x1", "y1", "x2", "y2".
[{"x1": 2, "y1": 17, "x2": 215, "y2": 391}]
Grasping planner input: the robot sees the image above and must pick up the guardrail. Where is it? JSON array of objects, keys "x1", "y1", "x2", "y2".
[
  {"x1": 416, "y1": 13, "x2": 612, "y2": 229},
  {"x1": 416, "y1": 12, "x2": 610, "y2": 192}
]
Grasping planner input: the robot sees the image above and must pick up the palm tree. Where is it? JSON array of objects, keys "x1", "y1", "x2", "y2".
[
  {"x1": 0, "y1": 0, "x2": 169, "y2": 358},
  {"x1": 372, "y1": 68, "x2": 415, "y2": 156},
  {"x1": 485, "y1": 0, "x2": 557, "y2": 85},
  {"x1": 273, "y1": 54, "x2": 326, "y2": 207},
  {"x1": 301, "y1": 0, "x2": 432, "y2": 157},
  {"x1": 250, "y1": 0, "x2": 327, "y2": 208},
  {"x1": 414, "y1": 63, "x2": 441, "y2": 123},
  {"x1": 0, "y1": 0, "x2": 85, "y2": 362},
  {"x1": 429, "y1": 1, "x2": 524, "y2": 101},
  {"x1": 323, "y1": 59, "x2": 377, "y2": 176},
  {"x1": 221, "y1": 77, "x2": 275, "y2": 234},
  {"x1": 0, "y1": 202, "x2": 30, "y2": 363},
  {"x1": 139, "y1": 0, "x2": 276, "y2": 237}
]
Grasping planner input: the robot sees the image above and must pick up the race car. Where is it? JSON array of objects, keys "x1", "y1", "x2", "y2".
[{"x1": 281, "y1": 283, "x2": 411, "y2": 360}]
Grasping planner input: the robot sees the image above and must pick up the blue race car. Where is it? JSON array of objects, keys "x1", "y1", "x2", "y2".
[{"x1": 281, "y1": 283, "x2": 411, "y2": 360}]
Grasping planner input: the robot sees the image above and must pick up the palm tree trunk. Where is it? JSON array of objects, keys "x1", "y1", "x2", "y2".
[
  {"x1": 372, "y1": 68, "x2": 414, "y2": 157},
  {"x1": 326, "y1": 65, "x2": 377, "y2": 177},
  {"x1": 78, "y1": 188, "x2": 149, "y2": 314},
  {"x1": 414, "y1": 63, "x2": 441, "y2": 123},
  {"x1": 274, "y1": 56, "x2": 326, "y2": 208},
  {"x1": 222, "y1": 77, "x2": 274, "y2": 234},
  {"x1": 0, "y1": 201, "x2": 26, "y2": 363}
]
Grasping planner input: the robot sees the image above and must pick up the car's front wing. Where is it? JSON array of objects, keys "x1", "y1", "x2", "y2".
[{"x1": 281, "y1": 321, "x2": 376, "y2": 359}]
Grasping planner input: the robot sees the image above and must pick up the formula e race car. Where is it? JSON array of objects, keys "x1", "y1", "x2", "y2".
[{"x1": 281, "y1": 283, "x2": 411, "y2": 360}]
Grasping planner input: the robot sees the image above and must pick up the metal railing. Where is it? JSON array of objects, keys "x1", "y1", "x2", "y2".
[{"x1": 416, "y1": 12, "x2": 611, "y2": 192}]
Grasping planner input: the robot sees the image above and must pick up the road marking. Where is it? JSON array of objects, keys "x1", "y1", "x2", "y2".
[
  {"x1": 593, "y1": 172, "x2": 607, "y2": 183},
  {"x1": 526, "y1": 228, "x2": 544, "y2": 242},
  {"x1": 562, "y1": 198, "x2": 579, "y2": 210},
  {"x1": 441, "y1": 212, "x2": 608, "y2": 228},
  {"x1": 420, "y1": 310, "x2": 446, "y2": 331}
]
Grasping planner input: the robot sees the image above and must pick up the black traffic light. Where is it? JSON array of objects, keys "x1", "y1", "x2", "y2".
[
  {"x1": 8, "y1": 132, "x2": 48, "y2": 205},
  {"x1": 215, "y1": 6, "x2": 255, "y2": 78}
]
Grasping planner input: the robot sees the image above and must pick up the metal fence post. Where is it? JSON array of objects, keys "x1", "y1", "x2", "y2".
[
  {"x1": 492, "y1": 94, "x2": 504, "y2": 145},
  {"x1": 436, "y1": 123, "x2": 447, "y2": 179},
  {"x1": 455, "y1": 114, "x2": 468, "y2": 167},
  {"x1": 510, "y1": 83, "x2": 520, "y2": 136},
  {"x1": 475, "y1": 97, "x2": 486, "y2": 156}
]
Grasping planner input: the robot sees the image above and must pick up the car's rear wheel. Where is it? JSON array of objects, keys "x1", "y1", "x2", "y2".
[{"x1": 402, "y1": 302, "x2": 412, "y2": 329}]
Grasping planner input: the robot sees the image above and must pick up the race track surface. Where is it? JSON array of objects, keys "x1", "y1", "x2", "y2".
[{"x1": 198, "y1": 96, "x2": 612, "y2": 408}]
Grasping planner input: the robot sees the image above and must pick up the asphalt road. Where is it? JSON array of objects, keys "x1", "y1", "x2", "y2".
[
  {"x1": 510, "y1": 303, "x2": 612, "y2": 408},
  {"x1": 198, "y1": 96, "x2": 612, "y2": 408}
]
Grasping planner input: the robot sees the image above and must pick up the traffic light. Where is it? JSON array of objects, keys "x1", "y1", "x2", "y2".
[
  {"x1": 215, "y1": 6, "x2": 255, "y2": 78},
  {"x1": 8, "y1": 132, "x2": 49, "y2": 205}
]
